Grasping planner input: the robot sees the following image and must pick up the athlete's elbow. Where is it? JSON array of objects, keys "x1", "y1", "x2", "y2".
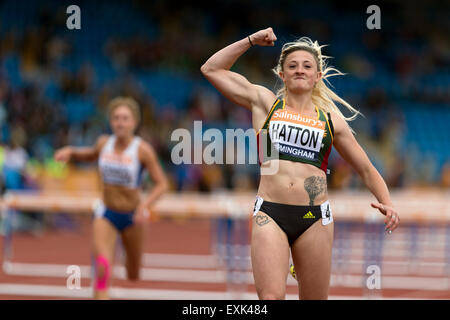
[
  {"x1": 200, "y1": 62, "x2": 218, "y2": 77},
  {"x1": 200, "y1": 63, "x2": 211, "y2": 76},
  {"x1": 159, "y1": 179, "x2": 170, "y2": 194},
  {"x1": 162, "y1": 182, "x2": 169, "y2": 194}
]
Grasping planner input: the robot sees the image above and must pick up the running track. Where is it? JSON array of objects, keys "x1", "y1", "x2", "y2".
[{"x1": 0, "y1": 216, "x2": 449, "y2": 300}]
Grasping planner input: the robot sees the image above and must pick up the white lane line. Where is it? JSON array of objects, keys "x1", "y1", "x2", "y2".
[
  {"x1": 142, "y1": 251, "x2": 449, "y2": 269},
  {"x1": 3, "y1": 262, "x2": 227, "y2": 284},
  {"x1": 0, "y1": 284, "x2": 436, "y2": 300},
  {"x1": 142, "y1": 253, "x2": 224, "y2": 269},
  {"x1": 6, "y1": 257, "x2": 449, "y2": 278},
  {"x1": 3, "y1": 262, "x2": 450, "y2": 291},
  {"x1": 0, "y1": 284, "x2": 92, "y2": 299}
]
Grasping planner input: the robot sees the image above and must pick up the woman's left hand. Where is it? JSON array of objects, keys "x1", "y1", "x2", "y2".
[
  {"x1": 134, "y1": 202, "x2": 150, "y2": 225},
  {"x1": 371, "y1": 202, "x2": 400, "y2": 233}
]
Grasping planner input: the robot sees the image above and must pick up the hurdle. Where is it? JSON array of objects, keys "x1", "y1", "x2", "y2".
[{"x1": 1, "y1": 190, "x2": 450, "y2": 299}]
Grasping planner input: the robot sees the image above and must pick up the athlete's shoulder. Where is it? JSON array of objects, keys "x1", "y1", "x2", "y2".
[
  {"x1": 137, "y1": 137, "x2": 157, "y2": 161},
  {"x1": 95, "y1": 134, "x2": 110, "y2": 150},
  {"x1": 97, "y1": 134, "x2": 110, "y2": 142},
  {"x1": 326, "y1": 110, "x2": 351, "y2": 136},
  {"x1": 254, "y1": 85, "x2": 277, "y2": 114}
]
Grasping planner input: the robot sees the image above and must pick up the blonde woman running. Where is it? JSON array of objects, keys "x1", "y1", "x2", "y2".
[
  {"x1": 201, "y1": 28, "x2": 399, "y2": 300},
  {"x1": 54, "y1": 97, "x2": 169, "y2": 299}
]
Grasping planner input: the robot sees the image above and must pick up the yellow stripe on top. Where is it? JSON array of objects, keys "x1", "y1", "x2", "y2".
[
  {"x1": 322, "y1": 109, "x2": 334, "y2": 142},
  {"x1": 256, "y1": 99, "x2": 281, "y2": 135}
]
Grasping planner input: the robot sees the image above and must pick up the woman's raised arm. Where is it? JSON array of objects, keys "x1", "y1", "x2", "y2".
[{"x1": 200, "y1": 27, "x2": 277, "y2": 111}]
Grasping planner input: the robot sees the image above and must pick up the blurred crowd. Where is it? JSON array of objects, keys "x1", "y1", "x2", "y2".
[{"x1": 0, "y1": 0, "x2": 448, "y2": 197}]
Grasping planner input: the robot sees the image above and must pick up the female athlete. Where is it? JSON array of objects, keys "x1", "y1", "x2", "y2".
[
  {"x1": 201, "y1": 28, "x2": 400, "y2": 299},
  {"x1": 54, "y1": 97, "x2": 169, "y2": 299}
]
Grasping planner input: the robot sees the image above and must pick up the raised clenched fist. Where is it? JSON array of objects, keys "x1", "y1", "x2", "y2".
[{"x1": 249, "y1": 27, "x2": 277, "y2": 47}]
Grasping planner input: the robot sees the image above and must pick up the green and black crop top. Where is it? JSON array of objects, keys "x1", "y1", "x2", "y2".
[{"x1": 256, "y1": 98, "x2": 334, "y2": 173}]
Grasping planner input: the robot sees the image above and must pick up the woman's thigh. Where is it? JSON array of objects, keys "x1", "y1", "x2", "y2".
[
  {"x1": 251, "y1": 211, "x2": 290, "y2": 299},
  {"x1": 92, "y1": 217, "x2": 118, "y2": 260},
  {"x1": 120, "y1": 222, "x2": 145, "y2": 279},
  {"x1": 291, "y1": 219, "x2": 334, "y2": 300}
]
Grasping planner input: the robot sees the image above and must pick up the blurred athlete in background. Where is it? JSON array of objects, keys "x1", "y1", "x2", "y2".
[{"x1": 55, "y1": 97, "x2": 169, "y2": 299}]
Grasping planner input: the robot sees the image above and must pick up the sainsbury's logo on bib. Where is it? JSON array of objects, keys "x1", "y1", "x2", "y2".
[
  {"x1": 269, "y1": 109, "x2": 325, "y2": 161},
  {"x1": 101, "y1": 153, "x2": 133, "y2": 164},
  {"x1": 272, "y1": 109, "x2": 325, "y2": 130}
]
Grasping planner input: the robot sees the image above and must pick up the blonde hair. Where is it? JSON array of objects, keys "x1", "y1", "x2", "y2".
[
  {"x1": 107, "y1": 96, "x2": 141, "y2": 125},
  {"x1": 272, "y1": 37, "x2": 361, "y2": 123}
]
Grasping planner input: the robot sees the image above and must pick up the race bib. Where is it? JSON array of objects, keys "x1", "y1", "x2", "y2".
[
  {"x1": 320, "y1": 200, "x2": 333, "y2": 226},
  {"x1": 269, "y1": 109, "x2": 325, "y2": 161},
  {"x1": 100, "y1": 153, "x2": 134, "y2": 185},
  {"x1": 253, "y1": 196, "x2": 264, "y2": 216}
]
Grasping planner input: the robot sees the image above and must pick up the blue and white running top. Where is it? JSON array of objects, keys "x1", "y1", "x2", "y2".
[{"x1": 98, "y1": 135, "x2": 144, "y2": 189}]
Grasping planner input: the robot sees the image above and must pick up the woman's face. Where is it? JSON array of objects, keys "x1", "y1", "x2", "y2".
[
  {"x1": 110, "y1": 105, "x2": 136, "y2": 138},
  {"x1": 280, "y1": 49, "x2": 321, "y2": 94}
]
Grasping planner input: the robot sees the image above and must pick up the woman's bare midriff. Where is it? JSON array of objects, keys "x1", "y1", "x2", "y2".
[
  {"x1": 257, "y1": 159, "x2": 328, "y2": 206},
  {"x1": 102, "y1": 183, "x2": 141, "y2": 212}
]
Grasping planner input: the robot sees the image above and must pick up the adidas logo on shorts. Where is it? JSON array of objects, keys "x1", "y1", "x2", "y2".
[{"x1": 303, "y1": 211, "x2": 315, "y2": 219}]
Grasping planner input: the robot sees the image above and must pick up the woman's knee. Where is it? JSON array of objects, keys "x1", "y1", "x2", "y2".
[{"x1": 258, "y1": 290, "x2": 285, "y2": 300}]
